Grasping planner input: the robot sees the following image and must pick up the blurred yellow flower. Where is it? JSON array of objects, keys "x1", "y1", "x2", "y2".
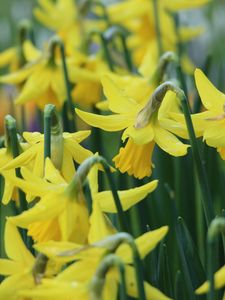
[
  {"x1": 0, "y1": 221, "x2": 35, "y2": 299},
  {"x1": 2, "y1": 130, "x2": 92, "y2": 182},
  {"x1": 107, "y1": 0, "x2": 209, "y2": 69}
]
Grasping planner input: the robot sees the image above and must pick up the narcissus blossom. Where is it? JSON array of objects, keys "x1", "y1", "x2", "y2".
[
  {"x1": 76, "y1": 74, "x2": 189, "y2": 178},
  {"x1": 1, "y1": 130, "x2": 92, "y2": 182},
  {"x1": 7, "y1": 158, "x2": 158, "y2": 243}
]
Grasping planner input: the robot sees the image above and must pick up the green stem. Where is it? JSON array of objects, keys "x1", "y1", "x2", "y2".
[
  {"x1": 91, "y1": 254, "x2": 127, "y2": 300},
  {"x1": 152, "y1": 79, "x2": 214, "y2": 225},
  {"x1": 177, "y1": 83, "x2": 214, "y2": 225},
  {"x1": 89, "y1": 30, "x2": 114, "y2": 71},
  {"x1": 59, "y1": 41, "x2": 76, "y2": 132},
  {"x1": 222, "y1": 210, "x2": 225, "y2": 256},
  {"x1": 131, "y1": 241, "x2": 147, "y2": 300},
  {"x1": 66, "y1": 155, "x2": 128, "y2": 232},
  {"x1": 103, "y1": 26, "x2": 134, "y2": 72},
  {"x1": 153, "y1": 0, "x2": 163, "y2": 56},
  {"x1": 100, "y1": 33, "x2": 114, "y2": 71},
  {"x1": 4, "y1": 115, "x2": 26, "y2": 212},
  {"x1": 150, "y1": 51, "x2": 178, "y2": 85},
  {"x1": 97, "y1": 232, "x2": 147, "y2": 300}
]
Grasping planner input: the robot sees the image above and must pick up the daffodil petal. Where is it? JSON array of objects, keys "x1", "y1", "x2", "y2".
[
  {"x1": 63, "y1": 130, "x2": 91, "y2": 143},
  {"x1": 117, "y1": 226, "x2": 169, "y2": 263},
  {"x1": 97, "y1": 180, "x2": 158, "y2": 213},
  {"x1": 9, "y1": 192, "x2": 65, "y2": 228},
  {"x1": 15, "y1": 66, "x2": 51, "y2": 105},
  {"x1": 154, "y1": 125, "x2": 189, "y2": 156},
  {"x1": 0, "y1": 273, "x2": 34, "y2": 300},
  {"x1": 1, "y1": 173, "x2": 15, "y2": 205},
  {"x1": 122, "y1": 123, "x2": 154, "y2": 145},
  {"x1": 88, "y1": 200, "x2": 116, "y2": 244},
  {"x1": 57, "y1": 259, "x2": 97, "y2": 282},
  {"x1": 195, "y1": 68, "x2": 225, "y2": 111},
  {"x1": 1, "y1": 144, "x2": 37, "y2": 171},
  {"x1": 61, "y1": 147, "x2": 76, "y2": 182},
  {"x1": 44, "y1": 158, "x2": 66, "y2": 185},
  {"x1": 125, "y1": 265, "x2": 172, "y2": 300},
  {"x1": 203, "y1": 122, "x2": 225, "y2": 147},
  {"x1": 23, "y1": 40, "x2": 41, "y2": 62},
  {"x1": 76, "y1": 108, "x2": 133, "y2": 131},
  {"x1": 0, "y1": 47, "x2": 16, "y2": 67},
  {"x1": 0, "y1": 66, "x2": 33, "y2": 84},
  {"x1": 5, "y1": 221, "x2": 34, "y2": 266},
  {"x1": 101, "y1": 74, "x2": 137, "y2": 114},
  {"x1": 0, "y1": 259, "x2": 23, "y2": 276},
  {"x1": 196, "y1": 265, "x2": 225, "y2": 294},
  {"x1": 64, "y1": 139, "x2": 93, "y2": 165}
]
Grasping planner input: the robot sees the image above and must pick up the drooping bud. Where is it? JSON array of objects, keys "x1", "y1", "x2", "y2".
[{"x1": 135, "y1": 81, "x2": 178, "y2": 129}]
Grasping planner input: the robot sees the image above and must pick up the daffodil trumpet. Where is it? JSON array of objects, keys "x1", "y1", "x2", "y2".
[
  {"x1": 66, "y1": 155, "x2": 128, "y2": 232},
  {"x1": 4, "y1": 115, "x2": 26, "y2": 212},
  {"x1": 43, "y1": 104, "x2": 63, "y2": 170},
  {"x1": 90, "y1": 254, "x2": 127, "y2": 300},
  {"x1": 207, "y1": 218, "x2": 225, "y2": 300}
]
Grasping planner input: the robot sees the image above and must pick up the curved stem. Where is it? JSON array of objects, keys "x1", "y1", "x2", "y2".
[
  {"x1": 153, "y1": 0, "x2": 163, "y2": 56},
  {"x1": 4, "y1": 115, "x2": 26, "y2": 212},
  {"x1": 66, "y1": 155, "x2": 128, "y2": 232},
  {"x1": 91, "y1": 254, "x2": 127, "y2": 300}
]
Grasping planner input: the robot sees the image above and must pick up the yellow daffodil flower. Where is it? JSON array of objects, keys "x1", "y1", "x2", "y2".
[
  {"x1": 7, "y1": 156, "x2": 158, "y2": 243},
  {"x1": 0, "y1": 39, "x2": 67, "y2": 109},
  {"x1": 2, "y1": 130, "x2": 92, "y2": 182},
  {"x1": 195, "y1": 264, "x2": 225, "y2": 299},
  {"x1": 0, "y1": 47, "x2": 19, "y2": 71},
  {"x1": 174, "y1": 69, "x2": 225, "y2": 159},
  {"x1": 76, "y1": 74, "x2": 189, "y2": 178},
  {"x1": 0, "y1": 149, "x2": 19, "y2": 205},
  {"x1": 0, "y1": 140, "x2": 30, "y2": 205},
  {"x1": 34, "y1": 225, "x2": 170, "y2": 300},
  {"x1": 0, "y1": 221, "x2": 35, "y2": 299},
  {"x1": 69, "y1": 54, "x2": 108, "y2": 107},
  {"x1": 7, "y1": 159, "x2": 90, "y2": 244},
  {"x1": 107, "y1": 0, "x2": 209, "y2": 68},
  {"x1": 88, "y1": 163, "x2": 158, "y2": 214},
  {"x1": 34, "y1": 0, "x2": 82, "y2": 54}
]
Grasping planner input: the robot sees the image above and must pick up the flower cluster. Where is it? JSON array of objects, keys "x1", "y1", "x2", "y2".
[{"x1": 0, "y1": 0, "x2": 224, "y2": 300}]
